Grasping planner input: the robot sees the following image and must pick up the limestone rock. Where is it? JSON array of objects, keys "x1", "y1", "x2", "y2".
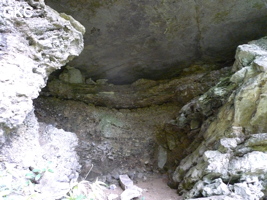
[
  {"x1": 0, "y1": 0, "x2": 84, "y2": 129},
  {"x1": 233, "y1": 177, "x2": 264, "y2": 200},
  {"x1": 0, "y1": 0, "x2": 84, "y2": 199},
  {"x1": 203, "y1": 151, "x2": 229, "y2": 177},
  {"x1": 202, "y1": 178, "x2": 230, "y2": 197},
  {"x1": 59, "y1": 65, "x2": 85, "y2": 84},
  {"x1": 45, "y1": 66, "x2": 230, "y2": 109},
  {"x1": 228, "y1": 151, "x2": 267, "y2": 176},
  {"x1": 218, "y1": 138, "x2": 238, "y2": 153},
  {"x1": 0, "y1": 112, "x2": 80, "y2": 199},
  {"x1": 46, "y1": 0, "x2": 267, "y2": 84},
  {"x1": 253, "y1": 56, "x2": 267, "y2": 72},
  {"x1": 172, "y1": 36, "x2": 267, "y2": 199},
  {"x1": 119, "y1": 174, "x2": 134, "y2": 190},
  {"x1": 157, "y1": 146, "x2": 167, "y2": 169},
  {"x1": 120, "y1": 185, "x2": 143, "y2": 200}
]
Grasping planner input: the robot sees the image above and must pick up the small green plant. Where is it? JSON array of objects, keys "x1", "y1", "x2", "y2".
[
  {"x1": 63, "y1": 179, "x2": 107, "y2": 200},
  {"x1": 25, "y1": 163, "x2": 54, "y2": 184}
]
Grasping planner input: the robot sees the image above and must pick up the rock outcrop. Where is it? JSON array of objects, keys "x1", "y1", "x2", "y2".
[
  {"x1": 172, "y1": 36, "x2": 267, "y2": 199},
  {"x1": 1, "y1": 1, "x2": 267, "y2": 199},
  {"x1": 34, "y1": 63, "x2": 230, "y2": 181},
  {"x1": 46, "y1": 0, "x2": 267, "y2": 83},
  {"x1": 0, "y1": 0, "x2": 84, "y2": 129},
  {"x1": 0, "y1": 0, "x2": 84, "y2": 199}
]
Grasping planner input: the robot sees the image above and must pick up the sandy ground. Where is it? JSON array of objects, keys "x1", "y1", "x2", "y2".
[{"x1": 106, "y1": 175, "x2": 183, "y2": 200}]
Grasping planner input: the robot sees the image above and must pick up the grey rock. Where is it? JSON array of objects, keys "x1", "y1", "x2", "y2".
[
  {"x1": 0, "y1": 0, "x2": 84, "y2": 199},
  {"x1": 46, "y1": 0, "x2": 267, "y2": 84},
  {"x1": 111, "y1": 170, "x2": 120, "y2": 180},
  {"x1": 128, "y1": 171, "x2": 136, "y2": 180},
  {"x1": 234, "y1": 180, "x2": 264, "y2": 200},
  {"x1": 0, "y1": 0, "x2": 84, "y2": 129},
  {"x1": 173, "y1": 37, "x2": 267, "y2": 199},
  {"x1": 203, "y1": 151, "x2": 229, "y2": 177},
  {"x1": 59, "y1": 66, "x2": 85, "y2": 84},
  {"x1": 218, "y1": 138, "x2": 238, "y2": 153},
  {"x1": 228, "y1": 151, "x2": 267, "y2": 177},
  {"x1": 244, "y1": 133, "x2": 267, "y2": 147},
  {"x1": 109, "y1": 184, "x2": 117, "y2": 190},
  {"x1": 253, "y1": 56, "x2": 267, "y2": 72},
  {"x1": 119, "y1": 174, "x2": 134, "y2": 190},
  {"x1": 137, "y1": 173, "x2": 143, "y2": 179},
  {"x1": 45, "y1": 66, "x2": 229, "y2": 109},
  {"x1": 157, "y1": 146, "x2": 167, "y2": 169},
  {"x1": 202, "y1": 178, "x2": 230, "y2": 197}
]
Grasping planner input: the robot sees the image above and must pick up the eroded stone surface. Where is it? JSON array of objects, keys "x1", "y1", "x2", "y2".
[
  {"x1": 172, "y1": 36, "x2": 267, "y2": 199},
  {"x1": 0, "y1": 0, "x2": 84, "y2": 199},
  {"x1": 0, "y1": 0, "x2": 84, "y2": 129},
  {"x1": 46, "y1": 0, "x2": 267, "y2": 84},
  {"x1": 34, "y1": 65, "x2": 230, "y2": 181},
  {"x1": 43, "y1": 64, "x2": 230, "y2": 109}
]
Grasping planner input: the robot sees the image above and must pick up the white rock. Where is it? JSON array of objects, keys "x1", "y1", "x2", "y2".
[
  {"x1": 0, "y1": 4, "x2": 84, "y2": 128},
  {"x1": 229, "y1": 151, "x2": 267, "y2": 176},
  {"x1": 120, "y1": 185, "x2": 142, "y2": 200},
  {"x1": 202, "y1": 178, "x2": 230, "y2": 197},
  {"x1": 244, "y1": 133, "x2": 267, "y2": 147},
  {"x1": 119, "y1": 174, "x2": 134, "y2": 190},
  {"x1": 234, "y1": 181, "x2": 264, "y2": 200},
  {"x1": 218, "y1": 138, "x2": 238, "y2": 153},
  {"x1": 203, "y1": 151, "x2": 229, "y2": 176},
  {"x1": 233, "y1": 44, "x2": 267, "y2": 71},
  {"x1": 253, "y1": 56, "x2": 267, "y2": 72}
]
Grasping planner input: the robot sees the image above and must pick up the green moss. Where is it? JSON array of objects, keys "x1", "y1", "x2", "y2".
[{"x1": 251, "y1": 146, "x2": 267, "y2": 152}]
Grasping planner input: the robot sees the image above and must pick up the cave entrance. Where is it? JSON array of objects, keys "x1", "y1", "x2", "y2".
[{"x1": 33, "y1": 63, "x2": 230, "y2": 185}]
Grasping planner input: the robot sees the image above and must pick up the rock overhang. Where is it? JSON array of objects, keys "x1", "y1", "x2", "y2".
[{"x1": 45, "y1": 0, "x2": 267, "y2": 84}]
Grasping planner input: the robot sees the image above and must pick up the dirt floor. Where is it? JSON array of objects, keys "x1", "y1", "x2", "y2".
[{"x1": 106, "y1": 174, "x2": 183, "y2": 200}]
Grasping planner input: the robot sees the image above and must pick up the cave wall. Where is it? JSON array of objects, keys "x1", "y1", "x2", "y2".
[
  {"x1": 46, "y1": 0, "x2": 267, "y2": 83},
  {"x1": 172, "y1": 36, "x2": 267, "y2": 199},
  {"x1": 0, "y1": 1, "x2": 84, "y2": 199},
  {"x1": 1, "y1": 0, "x2": 267, "y2": 199},
  {"x1": 34, "y1": 65, "x2": 230, "y2": 183}
]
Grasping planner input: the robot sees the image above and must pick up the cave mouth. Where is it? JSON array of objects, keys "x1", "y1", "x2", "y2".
[{"x1": 33, "y1": 59, "x2": 233, "y2": 185}]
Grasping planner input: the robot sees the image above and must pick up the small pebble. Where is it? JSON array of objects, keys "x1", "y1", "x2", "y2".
[{"x1": 109, "y1": 184, "x2": 117, "y2": 190}]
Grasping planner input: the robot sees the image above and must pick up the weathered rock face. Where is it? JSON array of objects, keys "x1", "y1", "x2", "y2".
[
  {"x1": 34, "y1": 64, "x2": 230, "y2": 183},
  {"x1": 172, "y1": 36, "x2": 267, "y2": 199},
  {"x1": 46, "y1": 0, "x2": 267, "y2": 83},
  {"x1": 0, "y1": 0, "x2": 84, "y2": 129},
  {"x1": 0, "y1": 0, "x2": 84, "y2": 199}
]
